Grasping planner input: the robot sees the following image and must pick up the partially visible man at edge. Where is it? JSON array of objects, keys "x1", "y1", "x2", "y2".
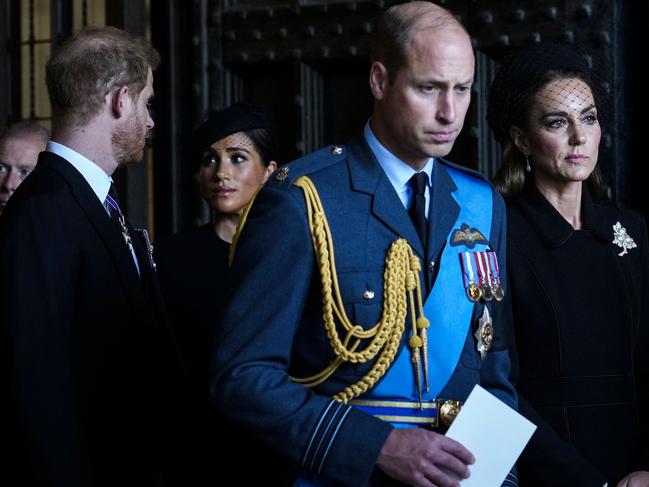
[
  {"x1": 0, "y1": 26, "x2": 185, "y2": 487},
  {"x1": 0, "y1": 121, "x2": 48, "y2": 215},
  {"x1": 211, "y1": 2, "x2": 519, "y2": 487}
]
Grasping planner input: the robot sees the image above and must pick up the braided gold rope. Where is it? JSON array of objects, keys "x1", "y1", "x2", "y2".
[{"x1": 291, "y1": 176, "x2": 427, "y2": 404}]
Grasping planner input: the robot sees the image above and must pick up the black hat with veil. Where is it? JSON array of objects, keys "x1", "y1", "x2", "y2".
[
  {"x1": 486, "y1": 41, "x2": 603, "y2": 146},
  {"x1": 487, "y1": 41, "x2": 608, "y2": 200}
]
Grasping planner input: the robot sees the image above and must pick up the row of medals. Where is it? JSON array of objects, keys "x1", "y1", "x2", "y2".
[{"x1": 466, "y1": 281, "x2": 504, "y2": 302}]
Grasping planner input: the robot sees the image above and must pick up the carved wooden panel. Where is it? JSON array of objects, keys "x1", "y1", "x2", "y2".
[{"x1": 150, "y1": 0, "x2": 643, "y2": 233}]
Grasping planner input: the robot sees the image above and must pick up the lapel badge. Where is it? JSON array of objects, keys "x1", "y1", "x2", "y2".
[
  {"x1": 136, "y1": 228, "x2": 157, "y2": 272},
  {"x1": 475, "y1": 307, "x2": 494, "y2": 360},
  {"x1": 450, "y1": 223, "x2": 488, "y2": 248},
  {"x1": 275, "y1": 166, "x2": 289, "y2": 182},
  {"x1": 362, "y1": 290, "x2": 375, "y2": 300},
  {"x1": 331, "y1": 146, "x2": 344, "y2": 155},
  {"x1": 613, "y1": 222, "x2": 637, "y2": 257}
]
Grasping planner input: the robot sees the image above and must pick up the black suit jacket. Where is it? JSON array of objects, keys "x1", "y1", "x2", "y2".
[{"x1": 0, "y1": 151, "x2": 182, "y2": 487}]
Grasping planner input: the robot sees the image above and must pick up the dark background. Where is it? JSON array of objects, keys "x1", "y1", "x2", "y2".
[{"x1": 1, "y1": 0, "x2": 647, "y2": 240}]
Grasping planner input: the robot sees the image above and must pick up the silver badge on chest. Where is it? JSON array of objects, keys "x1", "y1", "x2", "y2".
[{"x1": 475, "y1": 307, "x2": 494, "y2": 360}]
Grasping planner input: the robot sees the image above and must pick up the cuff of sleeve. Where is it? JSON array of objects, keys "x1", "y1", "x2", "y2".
[
  {"x1": 502, "y1": 470, "x2": 518, "y2": 487},
  {"x1": 311, "y1": 404, "x2": 393, "y2": 486}
]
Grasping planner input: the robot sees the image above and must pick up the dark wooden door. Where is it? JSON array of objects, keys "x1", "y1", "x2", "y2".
[{"x1": 151, "y1": 0, "x2": 646, "y2": 235}]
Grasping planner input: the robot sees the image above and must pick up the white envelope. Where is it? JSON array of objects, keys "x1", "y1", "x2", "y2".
[{"x1": 445, "y1": 385, "x2": 536, "y2": 486}]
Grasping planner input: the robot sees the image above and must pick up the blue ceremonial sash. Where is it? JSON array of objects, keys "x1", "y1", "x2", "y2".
[
  {"x1": 366, "y1": 167, "x2": 493, "y2": 411},
  {"x1": 295, "y1": 169, "x2": 494, "y2": 486}
]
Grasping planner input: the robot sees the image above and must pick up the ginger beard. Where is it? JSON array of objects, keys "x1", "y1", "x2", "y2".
[{"x1": 112, "y1": 107, "x2": 148, "y2": 167}]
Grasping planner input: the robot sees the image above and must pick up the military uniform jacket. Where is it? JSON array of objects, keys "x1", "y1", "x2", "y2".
[
  {"x1": 211, "y1": 137, "x2": 517, "y2": 486},
  {"x1": 509, "y1": 182, "x2": 649, "y2": 486},
  {"x1": 0, "y1": 152, "x2": 183, "y2": 487}
]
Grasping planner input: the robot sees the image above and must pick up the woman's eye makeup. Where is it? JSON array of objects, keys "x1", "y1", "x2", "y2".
[
  {"x1": 545, "y1": 118, "x2": 567, "y2": 129},
  {"x1": 231, "y1": 154, "x2": 247, "y2": 164},
  {"x1": 203, "y1": 154, "x2": 218, "y2": 166}
]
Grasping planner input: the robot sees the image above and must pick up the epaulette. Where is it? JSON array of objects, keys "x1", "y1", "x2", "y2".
[
  {"x1": 231, "y1": 144, "x2": 347, "y2": 264},
  {"x1": 265, "y1": 144, "x2": 348, "y2": 190}
]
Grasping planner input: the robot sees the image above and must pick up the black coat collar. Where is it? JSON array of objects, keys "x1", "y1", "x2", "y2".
[{"x1": 515, "y1": 180, "x2": 613, "y2": 247}]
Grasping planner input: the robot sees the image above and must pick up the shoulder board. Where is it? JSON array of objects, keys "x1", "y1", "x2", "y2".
[
  {"x1": 438, "y1": 157, "x2": 491, "y2": 186},
  {"x1": 265, "y1": 145, "x2": 347, "y2": 190}
]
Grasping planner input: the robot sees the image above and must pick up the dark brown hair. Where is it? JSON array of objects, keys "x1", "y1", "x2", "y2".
[{"x1": 491, "y1": 67, "x2": 606, "y2": 201}]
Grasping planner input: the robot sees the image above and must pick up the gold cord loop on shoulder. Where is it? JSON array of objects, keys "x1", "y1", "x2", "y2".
[{"x1": 290, "y1": 176, "x2": 429, "y2": 405}]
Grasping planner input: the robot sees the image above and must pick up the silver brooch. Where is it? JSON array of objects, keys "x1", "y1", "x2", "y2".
[{"x1": 612, "y1": 222, "x2": 637, "y2": 257}]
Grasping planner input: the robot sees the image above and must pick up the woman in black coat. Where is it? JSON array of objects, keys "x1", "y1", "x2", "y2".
[
  {"x1": 154, "y1": 103, "x2": 279, "y2": 485},
  {"x1": 155, "y1": 103, "x2": 277, "y2": 364},
  {"x1": 487, "y1": 43, "x2": 649, "y2": 486}
]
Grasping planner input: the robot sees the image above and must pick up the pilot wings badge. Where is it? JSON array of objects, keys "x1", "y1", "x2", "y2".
[{"x1": 450, "y1": 223, "x2": 488, "y2": 248}]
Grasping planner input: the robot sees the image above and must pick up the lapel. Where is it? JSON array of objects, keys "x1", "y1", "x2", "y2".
[
  {"x1": 426, "y1": 161, "x2": 460, "y2": 261},
  {"x1": 516, "y1": 180, "x2": 575, "y2": 247},
  {"x1": 40, "y1": 152, "x2": 146, "y2": 312},
  {"x1": 580, "y1": 185, "x2": 615, "y2": 241},
  {"x1": 347, "y1": 137, "x2": 425, "y2": 258},
  {"x1": 518, "y1": 181, "x2": 614, "y2": 246}
]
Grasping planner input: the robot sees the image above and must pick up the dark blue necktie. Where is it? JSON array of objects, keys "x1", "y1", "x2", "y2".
[{"x1": 408, "y1": 172, "x2": 428, "y2": 248}]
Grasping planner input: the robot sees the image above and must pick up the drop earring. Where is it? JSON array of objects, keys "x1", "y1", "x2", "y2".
[{"x1": 525, "y1": 154, "x2": 531, "y2": 173}]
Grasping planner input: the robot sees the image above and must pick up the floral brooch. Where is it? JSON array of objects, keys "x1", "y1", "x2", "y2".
[{"x1": 612, "y1": 222, "x2": 637, "y2": 257}]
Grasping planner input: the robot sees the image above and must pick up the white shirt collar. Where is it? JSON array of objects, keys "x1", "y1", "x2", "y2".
[
  {"x1": 363, "y1": 121, "x2": 434, "y2": 208},
  {"x1": 46, "y1": 141, "x2": 112, "y2": 204}
]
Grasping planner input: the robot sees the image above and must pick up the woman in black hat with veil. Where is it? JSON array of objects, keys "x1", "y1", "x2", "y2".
[
  {"x1": 487, "y1": 42, "x2": 649, "y2": 487},
  {"x1": 155, "y1": 102, "x2": 279, "y2": 485}
]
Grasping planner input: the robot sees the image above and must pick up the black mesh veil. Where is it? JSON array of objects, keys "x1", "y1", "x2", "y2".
[
  {"x1": 487, "y1": 42, "x2": 604, "y2": 146},
  {"x1": 486, "y1": 41, "x2": 609, "y2": 200}
]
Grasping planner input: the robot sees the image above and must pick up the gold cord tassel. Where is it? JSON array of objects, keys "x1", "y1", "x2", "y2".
[
  {"x1": 418, "y1": 317, "x2": 430, "y2": 392},
  {"x1": 410, "y1": 255, "x2": 430, "y2": 393},
  {"x1": 408, "y1": 335, "x2": 424, "y2": 408},
  {"x1": 407, "y1": 266, "x2": 424, "y2": 408}
]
